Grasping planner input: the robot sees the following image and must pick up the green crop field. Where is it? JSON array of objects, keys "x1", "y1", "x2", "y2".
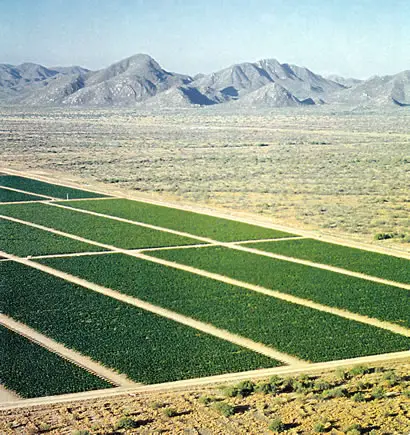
[
  {"x1": 148, "y1": 246, "x2": 410, "y2": 328},
  {"x1": 0, "y1": 203, "x2": 203, "y2": 249},
  {"x1": 38, "y1": 253, "x2": 410, "y2": 362},
  {"x1": 0, "y1": 175, "x2": 108, "y2": 199},
  {"x1": 3, "y1": 175, "x2": 410, "y2": 400},
  {"x1": 0, "y1": 325, "x2": 113, "y2": 398},
  {"x1": 1, "y1": 261, "x2": 279, "y2": 384},
  {"x1": 0, "y1": 187, "x2": 45, "y2": 203},
  {"x1": 60, "y1": 198, "x2": 296, "y2": 241},
  {"x1": 0, "y1": 218, "x2": 105, "y2": 257},
  {"x1": 246, "y1": 238, "x2": 410, "y2": 284}
]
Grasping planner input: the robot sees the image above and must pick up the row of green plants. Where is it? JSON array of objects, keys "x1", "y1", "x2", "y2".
[
  {"x1": 39, "y1": 253, "x2": 410, "y2": 362},
  {"x1": 0, "y1": 175, "x2": 106, "y2": 199},
  {"x1": 1, "y1": 261, "x2": 277, "y2": 384},
  {"x1": 245, "y1": 238, "x2": 410, "y2": 285},
  {"x1": 151, "y1": 246, "x2": 410, "y2": 328},
  {"x1": 0, "y1": 218, "x2": 103, "y2": 257},
  {"x1": 0, "y1": 202, "x2": 199, "y2": 249},
  {"x1": 0, "y1": 325, "x2": 112, "y2": 398},
  {"x1": 60, "y1": 197, "x2": 296, "y2": 242},
  {"x1": 0, "y1": 187, "x2": 44, "y2": 203}
]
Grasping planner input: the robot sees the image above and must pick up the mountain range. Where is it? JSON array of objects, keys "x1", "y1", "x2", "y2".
[{"x1": 0, "y1": 54, "x2": 409, "y2": 109}]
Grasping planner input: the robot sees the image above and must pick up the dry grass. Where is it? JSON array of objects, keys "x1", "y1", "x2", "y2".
[{"x1": 1, "y1": 107, "x2": 409, "y2": 251}]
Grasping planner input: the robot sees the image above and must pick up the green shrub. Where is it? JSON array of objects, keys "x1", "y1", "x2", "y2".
[
  {"x1": 268, "y1": 418, "x2": 285, "y2": 432},
  {"x1": 221, "y1": 385, "x2": 239, "y2": 397},
  {"x1": 163, "y1": 407, "x2": 178, "y2": 417},
  {"x1": 198, "y1": 395, "x2": 216, "y2": 405},
  {"x1": 269, "y1": 375, "x2": 283, "y2": 386},
  {"x1": 255, "y1": 381, "x2": 274, "y2": 394},
  {"x1": 314, "y1": 380, "x2": 331, "y2": 392},
  {"x1": 212, "y1": 401, "x2": 235, "y2": 417},
  {"x1": 371, "y1": 386, "x2": 385, "y2": 399},
  {"x1": 382, "y1": 370, "x2": 399, "y2": 386},
  {"x1": 352, "y1": 392, "x2": 365, "y2": 402},
  {"x1": 322, "y1": 387, "x2": 347, "y2": 399},
  {"x1": 344, "y1": 423, "x2": 362, "y2": 435},
  {"x1": 114, "y1": 417, "x2": 137, "y2": 429},
  {"x1": 349, "y1": 365, "x2": 370, "y2": 376},
  {"x1": 313, "y1": 422, "x2": 327, "y2": 433},
  {"x1": 236, "y1": 380, "x2": 255, "y2": 397},
  {"x1": 71, "y1": 431, "x2": 90, "y2": 435}
]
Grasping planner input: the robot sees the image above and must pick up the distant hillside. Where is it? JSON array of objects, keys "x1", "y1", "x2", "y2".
[{"x1": 0, "y1": 54, "x2": 408, "y2": 109}]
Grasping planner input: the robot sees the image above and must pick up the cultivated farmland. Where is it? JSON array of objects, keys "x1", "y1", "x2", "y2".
[
  {"x1": 245, "y1": 238, "x2": 410, "y2": 284},
  {"x1": 0, "y1": 218, "x2": 104, "y2": 257},
  {"x1": 39, "y1": 253, "x2": 410, "y2": 362},
  {"x1": 149, "y1": 246, "x2": 410, "y2": 328},
  {"x1": 0, "y1": 325, "x2": 113, "y2": 398},
  {"x1": 1, "y1": 261, "x2": 279, "y2": 385},
  {"x1": 0, "y1": 188, "x2": 46, "y2": 203},
  {"x1": 60, "y1": 198, "x2": 296, "y2": 241},
  {"x1": 1, "y1": 172, "x2": 409, "y2": 403},
  {"x1": 0, "y1": 203, "x2": 202, "y2": 249},
  {"x1": 0, "y1": 175, "x2": 108, "y2": 199}
]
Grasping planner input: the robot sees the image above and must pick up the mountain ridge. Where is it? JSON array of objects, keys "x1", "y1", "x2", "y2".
[{"x1": 0, "y1": 54, "x2": 408, "y2": 109}]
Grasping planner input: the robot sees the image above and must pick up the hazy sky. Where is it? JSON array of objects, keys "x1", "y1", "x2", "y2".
[{"x1": 1, "y1": 0, "x2": 409, "y2": 78}]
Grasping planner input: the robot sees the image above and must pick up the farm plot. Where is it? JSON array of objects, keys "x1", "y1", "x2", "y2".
[
  {"x1": 0, "y1": 325, "x2": 113, "y2": 398},
  {"x1": 148, "y1": 246, "x2": 410, "y2": 328},
  {"x1": 0, "y1": 175, "x2": 108, "y2": 199},
  {"x1": 0, "y1": 261, "x2": 279, "y2": 384},
  {"x1": 0, "y1": 187, "x2": 45, "y2": 203},
  {"x1": 0, "y1": 218, "x2": 105, "y2": 257},
  {"x1": 245, "y1": 238, "x2": 410, "y2": 285},
  {"x1": 0, "y1": 203, "x2": 202, "y2": 249},
  {"x1": 59, "y1": 198, "x2": 296, "y2": 241},
  {"x1": 38, "y1": 253, "x2": 410, "y2": 362}
]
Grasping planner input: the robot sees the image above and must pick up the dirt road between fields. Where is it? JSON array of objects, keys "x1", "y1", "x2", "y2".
[
  {"x1": 1, "y1": 215, "x2": 409, "y2": 340},
  {"x1": 0, "y1": 314, "x2": 139, "y2": 388},
  {"x1": 2, "y1": 167, "x2": 410, "y2": 260},
  {"x1": 46, "y1": 202, "x2": 410, "y2": 292},
  {"x1": 0, "y1": 386, "x2": 20, "y2": 403},
  {"x1": 2, "y1": 350, "x2": 409, "y2": 410}
]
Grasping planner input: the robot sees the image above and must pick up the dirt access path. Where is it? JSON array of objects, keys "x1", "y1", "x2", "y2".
[
  {"x1": 2, "y1": 167, "x2": 410, "y2": 260},
  {"x1": 1, "y1": 214, "x2": 409, "y2": 340},
  {"x1": 48, "y1": 202, "x2": 410, "y2": 292},
  {"x1": 2, "y1": 350, "x2": 409, "y2": 411},
  {"x1": 0, "y1": 314, "x2": 138, "y2": 388}
]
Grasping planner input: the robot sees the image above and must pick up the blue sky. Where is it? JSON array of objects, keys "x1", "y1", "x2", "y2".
[{"x1": 1, "y1": 0, "x2": 409, "y2": 78}]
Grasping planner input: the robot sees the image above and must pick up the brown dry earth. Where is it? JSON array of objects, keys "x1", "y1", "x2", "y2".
[
  {"x1": 0, "y1": 109, "x2": 409, "y2": 252},
  {"x1": 1, "y1": 361, "x2": 409, "y2": 434}
]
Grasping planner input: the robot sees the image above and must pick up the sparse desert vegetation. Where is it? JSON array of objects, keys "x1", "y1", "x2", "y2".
[
  {"x1": 1, "y1": 108, "x2": 409, "y2": 251},
  {"x1": 1, "y1": 361, "x2": 409, "y2": 434}
]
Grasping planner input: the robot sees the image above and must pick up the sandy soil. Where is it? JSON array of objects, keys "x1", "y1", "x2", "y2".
[
  {"x1": 1, "y1": 360, "x2": 409, "y2": 434},
  {"x1": 0, "y1": 387, "x2": 20, "y2": 404}
]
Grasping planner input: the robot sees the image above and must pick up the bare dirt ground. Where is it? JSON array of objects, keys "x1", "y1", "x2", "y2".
[
  {"x1": 0, "y1": 107, "x2": 409, "y2": 252},
  {"x1": 0, "y1": 387, "x2": 20, "y2": 403},
  {"x1": 1, "y1": 360, "x2": 409, "y2": 434}
]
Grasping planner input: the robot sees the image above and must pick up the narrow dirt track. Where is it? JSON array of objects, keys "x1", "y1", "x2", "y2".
[
  {"x1": 45, "y1": 202, "x2": 410, "y2": 292},
  {"x1": 1, "y1": 215, "x2": 409, "y2": 339},
  {"x1": 1, "y1": 251, "x2": 305, "y2": 366},
  {"x1": 3, "y1": 167, "x2": 409, "y2": 260},
  {"x1": 2, "y1": 350, "x2": 409, "y2": 410},
  {"x1": 0, "y1": 185, "x2": 56, "y2": 200},
  {"x1": 0, "y1": 314, "x2": 138, "y2": 388}
]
